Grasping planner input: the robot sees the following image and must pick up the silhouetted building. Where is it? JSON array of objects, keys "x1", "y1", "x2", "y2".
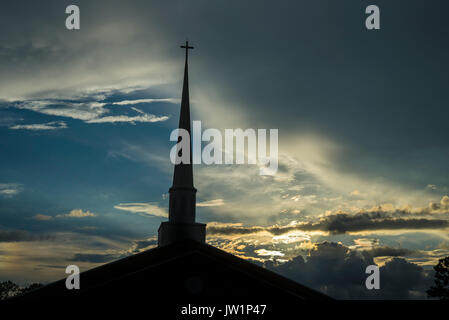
[
  {"x1": 10, "y1": 42, "x2": 330, "y2": 311},
  {"x1": 158, "y1": 41, "x2": 206, "y2": 246}
]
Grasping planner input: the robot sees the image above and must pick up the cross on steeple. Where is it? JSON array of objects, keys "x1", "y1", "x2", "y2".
[{"x1": 180, "y1": 41, "x2": 194, "y2": 61}]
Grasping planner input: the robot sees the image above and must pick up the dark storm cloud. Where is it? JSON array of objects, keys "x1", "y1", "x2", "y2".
[
  {"x1": 0, "y1": 229, "x2": 55, "y2": 242},
  {"x1": 207, "y1": 209, "x2": 449, "y2": 235},
  {"x1": 301, "y1": 213, "x2": 449, "y2": 234},
  {"x1": 267, "y1": 242, "x2": 433, "y2": 299},
  {"x1": 364, "y1": 246, "x2": 414, "y2": 257},
  {"x1": 207, "y1": 225, "x2": 266, "y2": 235}
]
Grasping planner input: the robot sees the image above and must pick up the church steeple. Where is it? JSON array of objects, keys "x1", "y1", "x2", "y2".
[
  {"x1": 158, "y1": 41, "x2": 206, "y2": 246},
  {"x1": 172, "y1": 41, "x2": 194, "y2": 189}
]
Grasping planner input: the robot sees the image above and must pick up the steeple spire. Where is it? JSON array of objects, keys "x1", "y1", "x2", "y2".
[
  {"x1": 158, "y1": 41, "x2": 206, "y2": 246},
  {"x1": 172, "y1": 41, "x2": 194, "y2": 189}
]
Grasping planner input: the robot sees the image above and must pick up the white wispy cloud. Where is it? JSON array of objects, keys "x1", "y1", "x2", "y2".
[
  {"x1": 112, "y1": 98, "x2": 178, "y2": 105},
  {"x1": 9, "y1": 98, "x2": 170, "y2": 126},
  {"x1": 14, "y1": 100, "x2": 107, "y2": 121},
  {"x1": 0, "y1": 183, "x2": 22, "y2": 198},
  {"x1": 85, "y1": 113, "x2": 169, "y2": 124},
  {"x1": 9, "y1": 121, "x2": 67, "y2": 130},
  {"x1": 197, "y1": 199, "x2": 225, "y2": 207},
  {"x1": 114, "y1": 202, "x2": 168, "y2": 218}
]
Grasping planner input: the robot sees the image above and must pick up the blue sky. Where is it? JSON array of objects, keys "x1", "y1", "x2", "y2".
[{"x1": 1, "y1": 0, "x2": 449, "y2": 299}]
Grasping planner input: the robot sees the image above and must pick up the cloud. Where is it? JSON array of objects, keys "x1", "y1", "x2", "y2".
[
  {"x1": 68, "y1": 253, "x2": 120, "y2": 263},
  {"x1": 13, "y1": 100, "x2": 107, "y2": 121},
  {"x1": 207, "y1": 215, "x2": 449, "y2": 236},
  {"x1": 207, "y1": 196, "x2": 449, "y2": 236},
  {"x1": 85, "y1": 113, "x2": 169, "y2": 124},
  {"x1": 0, "y1": 183, "x2": 22, "y2": 198},
  {"x1": 429, "y1": 195, "x2": 449, "y2": 212},
  {"x1": 267, "y1": 242, "x2": 433, "y2": 299},
  {"x1": 112, "y1": 98, "x2": 177, "y2": 105},
  {"x1": 299, "y1": 213, "x2": 449, "y2": 234},
  {"x1": 207, "y1": 223, "x2": 266, "y2": 236},
  {"x1": 363, "y1": 246, "x2": 415, "y2": 258},
  {"x1": 114, "y1": 203, "x2": 168, "y2": 218},
  {"x1": 9, "y1": 121, "x2": 67, "y2": 130},
  {"x1": 6, "y1": 97, "x2": 170, "y2": 126},
  {"x1": 33, "y1": 214, "x2": 53, "y2": 221},
  {"x1": 271, "y1": 230, "x2": 310, "y2": 244},
  {"x1": 377, "y1": 257, "x2": 433, "y2": 299},
  {"x1": 0, "y1": 231, "x2": 134, "y2": 283},
  {"x1": 254, "y1": 249, "x2": 284, "y2": 257},
  {"x1": 193, "y1": 155, "x2": 322, "y2": 224},
  {"x1": 56, "y1": 209, "x2": 96, "y2": 218},
  {"x1": 197, "y1": 199, "x2": 225, "y2": 207},
  {"x1": 0, "y1": 230, "x2": 55, "y2": 242},
  {"x1": 130, "y1": 237, "x2": 158, "y2": 253},
  {"x1": 352, "y1": 238, "x2": 379, "y2": 248}
]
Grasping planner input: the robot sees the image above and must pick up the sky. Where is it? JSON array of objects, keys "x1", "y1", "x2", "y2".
[{"x1": 1, "y1": 0, "x2": 449, "y2": 299}]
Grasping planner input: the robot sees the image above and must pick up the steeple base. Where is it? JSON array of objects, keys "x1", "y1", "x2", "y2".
[
  {"x1": 168, "y1": 186, "x2": 197, "y2": 224},
  {"x1": 158, "y1": 221, "x2": 206, "y2": 247}
]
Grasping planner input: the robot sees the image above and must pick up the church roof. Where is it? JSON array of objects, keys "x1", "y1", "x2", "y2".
[{"x1": 13, "y1": 239, "x2": 330, "y2": 306}]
